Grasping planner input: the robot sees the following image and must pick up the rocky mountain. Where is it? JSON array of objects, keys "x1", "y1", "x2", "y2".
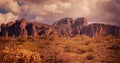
[
  {"x1": 52, "y1": 17, "x2": 120, "y2": 37},
  {"x1": 0, "y1": 18, "x2": 59, "y2": 37},
  {"x1": 81, "y1": 23, "x2": 120, "y2": 37},
  {"x1": 0, "y1": 17, "x2": 120, "y2": 37},
  {"x1": 52, "y1": 17, "x2": 88, "y2": 36},
  {"x1": 52, "y1": 17, "x2": 73, "y2": 36},
  {"x1": 71, "y1": 17, "x2": 88, "y2": 35}
]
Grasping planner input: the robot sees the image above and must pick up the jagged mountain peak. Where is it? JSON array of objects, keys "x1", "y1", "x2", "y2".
[
  {"x1": 0, "y1": 18, "x2": 59, "y2": 37},
  {"x1": 52, "y1": 17, "x2": 73, "y2": 27},
  {"x1": 0, "y1": 17, "x2": 120, "y2": 37},
  {"x1": 74, "y1": 17, "x2": 88, "y2": 26},
  {"x1": 52, "y1": 17, "x2": 120, "y2": 37}
]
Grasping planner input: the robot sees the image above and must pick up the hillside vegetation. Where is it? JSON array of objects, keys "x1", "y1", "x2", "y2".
[{"x1": 0, "y1": 35, "x2": 120, "y2": 63}]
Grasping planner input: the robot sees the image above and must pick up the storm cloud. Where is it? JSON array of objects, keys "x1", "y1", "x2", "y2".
[{"x1": 0, "y1": 0, "x2": 120, "y2": 25}]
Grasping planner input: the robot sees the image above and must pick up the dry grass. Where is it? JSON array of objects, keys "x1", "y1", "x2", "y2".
[
  {"x1": 0, "y1": 35, "x2": 119, "y2": 63},
  {"x1": 0, "y1": 47, "x2": 41, "y2": 63}
]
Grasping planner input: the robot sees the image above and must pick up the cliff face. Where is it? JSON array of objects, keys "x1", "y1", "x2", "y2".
[
  {"x1": 72, "y1": 17, "x2": 88, "y2": 35},
  {"x1": 52, "y1": 17, "x2": 73, "y2": 36},
  {"x1": 52, "y1": 17, "x2": 120, "y2": 37},
  {"x1": 0, "y1": 18, "x2": 59, "y2": 37},
  {"x1": 81, "y1": 23, "x2": 120, "y2": 37},
  {"x1": 0, "y1": 17, "x2": 120, "y2": 37},
  {"x1": 52, "y1": 17, "x2": 88, "y2": 36}
]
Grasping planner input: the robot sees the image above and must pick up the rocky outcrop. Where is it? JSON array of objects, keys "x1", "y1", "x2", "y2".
[
  {"x1": 52, "y1": 17, "x2": 120, "y2": 37},
  {"x1": 0, "y1": 24, "x2": 8, "y2": 37},
  {"x1": 45, "y1": 27, "x2": 60, "y2": 37},
  {"x1": 52, "y1": 17, "x2": 88, "y2": 36},
  {"x1": 0, "y1": 18, "x2": 59, "y2": 37},
  {"x1": 0, "y1": 17, "x2": 120, "y2": 37},
  {"x1": 14, "y1": 18, "x2": 28, "y2": 37},
  {"x1": 52, "y1": 17, "x2": 73, "y2": 36},
  {"x1": 81, "y1": 23, "x2": 120, "y2": 37},
  {"x1": 26, "y1": 23, "x2": 38, "y2": 37},
  {"x1": 72, "y1": 17, "x2": 88, "y2": 35}
]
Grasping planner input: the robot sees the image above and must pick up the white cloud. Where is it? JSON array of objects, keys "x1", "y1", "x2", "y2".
[
  {"x1": 58, "y1": 2, "x2": 71, "y2": 9},
  {"x1": 35, "y1": 17, "x2": 44, "y2": 22},
  {"x1": 0, "y1": 0, "x2": 21, "y2": 14},
  {"x1": 0, "y1": 12, "x2": 19, "y2": 24},
  {"x1": 43, "y1": 4, "x2": 63, "y2": 14}
]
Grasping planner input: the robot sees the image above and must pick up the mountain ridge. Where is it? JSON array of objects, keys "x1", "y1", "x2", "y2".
[{"x1": 0, "y1": 17, "x2": 120, "y2": 37}]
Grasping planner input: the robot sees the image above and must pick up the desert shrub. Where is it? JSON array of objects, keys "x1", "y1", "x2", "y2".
[
  {"x1": 38, "y1": 35, "x2": 57, "y2": 41},
  {"x1": 0, "y1": 37, "x2": 13, "y2": 44},
  {"x1": 17, "y1": 42, "x2": 38, "y2": 51},
  {"x1": 104, "y1": 35, "x2": 115, "y2": 41},
  {"x1": 17, "y1": 36, "x2": 27, "y2": 42},
  {"x1": 47, "y1": 35, "x2": 57, "y2": 41},
  {"x1": 56, "y1": 52, "x2": 80, "y2": 63},
  {"x1": 108, "y1": 39, "x2": 120, "y2": 50},
  {"x1": 27, "y1": 36, "x2": 36, "y2": 41},
  {"x1": 86, "y1": 53, "x2": 95, "y2": 60},
  {"x1": 81, "y1": 34, "x2": 92, "y2": 41},
  {"x1": 108, "y1": 45, "x2": 120, "y2": 50},
  {"x1": 17, "y1": 42, "x2": 24, "y2": 45},
  {"x1": 94, "y1": 37, "x2": 104, "y2": 43},
  {"x1": 83, "y1": 41, "x2": 90, "y2": 45},
  {"x1": 70, "y1": 35, "x2": 90, "y2": 41},
  {"x1": 77, "y1": 43, "x2": 95, "y2": 54},
  {"x1": 79, "y1": 41, "x2": 91, "y2": 45},
  {"x1": 39, "y1": 42, "x2": 64, "y2": 63},
  {"x1": 0, "y1": 47, "x2": 41, "y2": 63},
  {"x1": 64, "y1": 45, "x2": 71, "y2": 52},
  {"x1": 64, "y1": 39, "x2": 96, "y2": 54}
]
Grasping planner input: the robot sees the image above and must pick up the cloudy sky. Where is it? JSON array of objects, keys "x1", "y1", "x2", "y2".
[{"x1": 0, "y1": 0, "x2": 120, "y2": 25}]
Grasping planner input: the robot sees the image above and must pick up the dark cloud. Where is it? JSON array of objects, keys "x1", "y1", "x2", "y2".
[
  {"x1": 0, "y1": 0, "x2": 21, "y2": 14},
  {"x1": 0, "y1": 8, "x2": 8, "y2": 14},
  {"x1": 0, "y1": 0, "x2": 120, "y2": 25},
  {"x1": 97, "y1": 0, "x2": 120, "y2": 25}
]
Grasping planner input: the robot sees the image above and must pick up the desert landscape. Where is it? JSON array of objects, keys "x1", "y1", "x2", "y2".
[
  {"x1": 0, "y1": 17, "x2": 120, "y2": 63},
  {"x1": 0, "y1": 0, "x2": 120, "y2": 63}
]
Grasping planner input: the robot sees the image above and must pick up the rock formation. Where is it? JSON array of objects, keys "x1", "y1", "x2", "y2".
[
  {"x1": 72, "y1": 17, "x2": 88, "y2": 35},
  {"x1": 14, "y1": 18, "x2": 28, "y2": 37},
  {"x1": 52, "y1": 17, "x2": 89, "y2": 36},
  {"x1": 26, "y1": 23, "x2": 38, "y2": 37},
  {"x1": 0, "y1": 18, "x2": 59, "y2": 37},
  {"x1": 52, "y1": 17, "x2": 73, "y2": 36},
  {"x1": 52, "y1": 17, "x2": 120, "y2": 37},
  {"x1": 0, "y1": 17, "x2": 120, "y2": 37},
  {"x1": 81, "y1": 23, "x2": 120, "y2": 37},
  {"x1": 0, "y1": 23, "x2": 8, "y2": 37}
]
